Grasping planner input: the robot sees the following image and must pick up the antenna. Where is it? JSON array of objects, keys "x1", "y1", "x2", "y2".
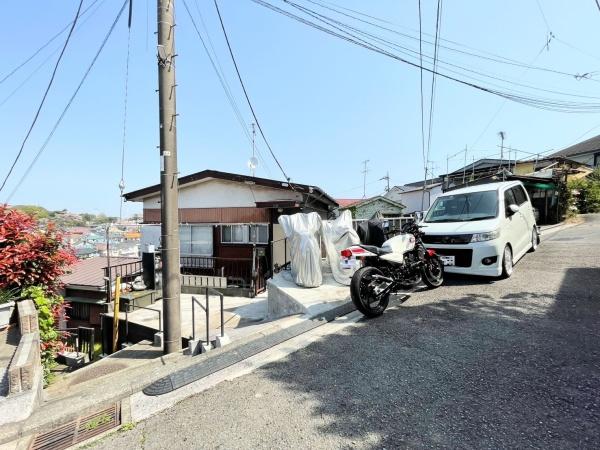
[
  {"x1": 362, "y1": 160, "x2": 370, "y2": 198},
  {"x1": 380, "y1": 171, "x2": 390, "y2": 192},
  {"x1": 248, "y1": 122, "x2": 258, "y2": 176}
]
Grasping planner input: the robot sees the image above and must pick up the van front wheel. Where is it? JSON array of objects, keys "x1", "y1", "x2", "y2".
[{"x1": 500, "y1": 245, "x2": 513, "y2": 279}]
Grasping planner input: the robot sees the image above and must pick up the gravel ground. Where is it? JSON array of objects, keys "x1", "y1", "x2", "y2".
[{"x1": 91, "y1": 215, "x2": 600, "y2": 449}]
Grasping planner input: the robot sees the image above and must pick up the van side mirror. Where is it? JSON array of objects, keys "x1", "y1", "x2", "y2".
[{"x1": 507, "y1": 204, "x2": 519, "y2": 216}]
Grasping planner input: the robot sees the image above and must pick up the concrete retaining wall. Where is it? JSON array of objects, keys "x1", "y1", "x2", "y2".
[{"x1": 0, "y1": 299, "x2": 44, "y2": 426}]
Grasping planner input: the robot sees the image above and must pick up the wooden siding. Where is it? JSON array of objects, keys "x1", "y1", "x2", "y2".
[{"x1": 143, "y1": 207, "x2": 270, "y2": 224}]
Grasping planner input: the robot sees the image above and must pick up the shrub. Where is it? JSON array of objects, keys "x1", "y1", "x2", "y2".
[
  {"x1": 22, "y1": 286, "x2": 68, "y2": 385},
  {"x1": 569, "y1": 169, "x2": 600, "y2": 214},
  {"x1": 0, "y1": 205, "x2": 75, "y2": 293}
]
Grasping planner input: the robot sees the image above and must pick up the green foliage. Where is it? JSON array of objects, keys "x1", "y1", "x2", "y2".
[
  {"x1": 119, "y1": 422, "x2": 136, "y2": 432},
  {"x1": 12, "y1": 205, "x2": 50, "y2": 219},
  {"x1": 22, "y1": 286, "x2": 67, "y2": 386},
  {"x1": 84, "y1": 414, "x2": 112, "y2": 431},
  {"x1": 0, "y1": 288, "x2": 19, "y2": 305},
  {"x1": 568, "y1": 169, "x2": 600, "y2": 214}
]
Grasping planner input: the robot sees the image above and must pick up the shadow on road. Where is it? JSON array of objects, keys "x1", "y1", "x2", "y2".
[{"x1": 259, "y1": 266, "x2": 600, "y2": 448}]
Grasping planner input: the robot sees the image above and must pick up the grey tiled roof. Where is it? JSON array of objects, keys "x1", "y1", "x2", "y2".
[{"x1": 550, "y1": 134, "x2": 600, "y2": 158}]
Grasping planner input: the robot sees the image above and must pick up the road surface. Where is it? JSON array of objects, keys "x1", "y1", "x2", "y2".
[{"x1": 92, "y1": 215, "x2": 600, "y2": 449}]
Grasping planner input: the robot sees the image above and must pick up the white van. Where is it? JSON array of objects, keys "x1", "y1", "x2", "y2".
[{"x1": 421, "y1": 181, "x2": 539, "y2": 278}]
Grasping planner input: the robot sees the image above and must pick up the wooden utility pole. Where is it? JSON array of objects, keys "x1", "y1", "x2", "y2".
[{"x1": 157, "y1": 0, "x2": 181, "y2": 354}]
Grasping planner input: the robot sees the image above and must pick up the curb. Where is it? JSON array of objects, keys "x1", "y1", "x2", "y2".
[{"x1": 0, "y1": 300, "x2": 357, "y2": 447}]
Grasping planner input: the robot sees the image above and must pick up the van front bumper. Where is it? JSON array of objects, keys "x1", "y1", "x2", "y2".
[{"x1": 425, "y1": 241, "x2": 504, "y2": 277}]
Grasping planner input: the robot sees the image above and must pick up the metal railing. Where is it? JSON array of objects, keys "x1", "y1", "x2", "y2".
[
  {"x1": 181, "y1": 255, "x2": 253, "y2": 287},
  {"x1": 191, "y1": 287, "x2": 225, "y2": 345},
  {"x1": 103, "y1": 260, "x2": 143, "y2": 284},
  {"x1": 60, "y1": 326, "x2": 95, "y2": 362},
  {"x1": 121, "y1": 299, "x2": 162, "y2": 334},
  {"x1": 270, "y1": 237, "x2": 290, "y2": 274}
]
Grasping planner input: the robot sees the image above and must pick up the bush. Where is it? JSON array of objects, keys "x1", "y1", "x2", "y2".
[
  {"x1": 569, "y1": 168, "x2": 600, "y2": 214},
  {"x1": 0, "y1": 205, "x2": 75, "y2": 293},
  {"x1": 22, "y1": 286, "x2": 68, "y2": 385}
]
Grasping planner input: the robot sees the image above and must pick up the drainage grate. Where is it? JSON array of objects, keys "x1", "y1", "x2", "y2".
[{"x1": 29, "y1": 403, "x2": 120, "y2": 450}]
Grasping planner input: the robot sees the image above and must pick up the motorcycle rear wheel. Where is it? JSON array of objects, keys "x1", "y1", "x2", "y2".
[
  {"x1": 421, "y1": 256, "x2": 444, "y2": 288},
  {"x1": 350, "y1": 266, "x2": 390, "y2": 318}
]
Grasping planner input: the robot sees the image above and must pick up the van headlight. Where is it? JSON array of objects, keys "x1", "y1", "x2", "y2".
[{"x1": 471, "y1": 229, "x2": 500, "y2": 242}]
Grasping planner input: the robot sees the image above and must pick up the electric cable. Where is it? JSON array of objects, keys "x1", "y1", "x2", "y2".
[
  {"x1": 418, "y1": 0, "x2": 426, "y2": 202},
  {"x1": 6, "y1": 0, "x2": 130, "y2": 202},
  {"x1": 0, "y1": 0, "x2": 85, "y2": 194},
  {"x1": 425, "y1": 0, "x2": 442, "y2": 177},
  {"x1": 251, "y1": 0, "x2": 600, "y2": 113},
  {"x1": 213, "y1": 0, "x2": 293, "y2": 183},
  {"x1": 0, "y1": 0, "x2": 101, "y2": 86}
]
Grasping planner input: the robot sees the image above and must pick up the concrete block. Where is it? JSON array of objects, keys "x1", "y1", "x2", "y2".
[
  {"x1": 17, "y1": 300, "x2": 38, "y2": 334},
  {"x1": 61, "y1": 351, "x2": 88, "y2": 368},
  {"x1": 153, "y1": 331, "x2": 163, "y2": 347},
  {"x1": 214, "y1": 334, "x2": 231, "y2": 348},
  {"x1": 188, "y1": 339, "x2": 212, "y2": 356}
]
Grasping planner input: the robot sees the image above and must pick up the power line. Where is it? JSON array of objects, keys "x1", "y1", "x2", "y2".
[
  {"x1": 183, "y1": 0, "x2": 272, "y2": 175},
  {"x1": 0, "y1": 0, "x2": 108, "y2": 110},
  {"x1": 418, "y1": 0, "x2": 426, "y2": 208},
  {"x1": 252, "y1": 0, "x2": 600, "y2": 113},
  {"x1": 0, "y1": 0, "x2": 84, "y2": 194},
  {"x1": 6, "y1": 0, "x2": 129, "y2": 203},
  {"x1": 213, "y1": 0, "x2": 292, "y2": 182},
  {"x1": 0, "y1": 0, "x2": 102, "y2": 86},
  {"x1": 299, "y1": 0, "x2": 600, "y2": 83}
]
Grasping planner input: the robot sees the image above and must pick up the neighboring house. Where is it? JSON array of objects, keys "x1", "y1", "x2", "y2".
[
  {"x1": 385, "y1": 181, "x2": 443, "y2": 213},
  {"x1": 439, "y1": 157, "x2": 591, "y2": 224},
  {"x1": 339, "y1": 196, "x2": 405, "y2": 220},
  {"x1": 60, "y1": 256, "x2": 140, "y2": 328},
  {"x1": 123, "y1": 169, "x2": 338, "y2": 280},
  {"x1": 549, "y1": 134, "x2": 600, "y2": 168}
]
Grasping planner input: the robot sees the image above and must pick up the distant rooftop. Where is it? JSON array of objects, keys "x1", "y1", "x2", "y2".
[
  {"x1": 550, "y1": 134, "x2": 600, "y2": 158},
  {"x1": 62, "y1": 256, "x2": 139, "y2": 289}
]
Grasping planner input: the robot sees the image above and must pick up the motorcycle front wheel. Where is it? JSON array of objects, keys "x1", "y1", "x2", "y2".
[
  {"x1": 350, "y1": 266, "x2": 390, "y2": 318},
  {"x1": 421, "y1": 256, "x2": 444, "y2": 288}
]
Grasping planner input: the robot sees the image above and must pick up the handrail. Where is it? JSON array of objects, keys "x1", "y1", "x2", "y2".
[
  {"x1": 191, "y1": 287, "x2": 225, "y2": 346},
  {"x1": 121, "y1": 299, "x2": 162, "y2": 332}
]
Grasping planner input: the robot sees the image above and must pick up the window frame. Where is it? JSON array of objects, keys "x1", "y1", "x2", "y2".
[
  {"x1": 221, "y1": 224, "x2": 269, "y2": 245},
  {"x1": 511, "y1": 185, "x2": 528, "y2": 206}
]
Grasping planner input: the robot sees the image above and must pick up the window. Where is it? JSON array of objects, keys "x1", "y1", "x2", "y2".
[
  {"x1": 511, "y1": 185, "x2": 528, "y2": 205},
  {"x1": 179, "y1": 225, "x2": 213, "y2": 255},
  {"x1": 594, "y1": 152, "x2": 600, "y2": 168},
  {"x1": 504, "y1": 188, "x2": 517, "y2": 215},
  {"x1": 222, "y1": 224, "x2": 268, "y2": 244},
  {"x1": 425, "y1": 190, "x2": 498, "y2": 223}
]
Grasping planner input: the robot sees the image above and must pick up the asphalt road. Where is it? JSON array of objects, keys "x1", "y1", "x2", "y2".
[{"x1": 92, "y1": 215, "x2": 600, "y2": 449}]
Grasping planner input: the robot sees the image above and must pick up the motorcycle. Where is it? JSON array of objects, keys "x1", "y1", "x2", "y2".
[{"x1": 340, "y1": 221, "x2": 443, "y2": 318}]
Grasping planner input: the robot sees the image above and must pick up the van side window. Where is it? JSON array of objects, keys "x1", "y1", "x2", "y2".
[
  {"x1": 504, "y1": 189, "x2": 517, "y2": 214},
  {"x1": 512, "y1": 186, "x2": 527, "y2": 205}
]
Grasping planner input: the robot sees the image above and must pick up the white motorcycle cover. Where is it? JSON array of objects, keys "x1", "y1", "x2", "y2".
[
  {"x1": 321, "y1": 210, "x2": 360, "y2": 285},
  {"x1": 278, "y1": 212, "x2": 323, "y2": 287}
]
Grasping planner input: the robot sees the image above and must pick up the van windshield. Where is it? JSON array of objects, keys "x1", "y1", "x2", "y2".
[{"x1": 425, "y1": 190, "x2": 498, "y2": 223}]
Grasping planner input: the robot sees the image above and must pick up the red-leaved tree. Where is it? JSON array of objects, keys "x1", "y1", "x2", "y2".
[{"x1": 0, "y1": 205, "x2": 76, "y2": 293}]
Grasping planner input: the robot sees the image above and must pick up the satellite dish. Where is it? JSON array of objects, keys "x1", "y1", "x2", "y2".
[{"x1": 247, "y1": 156, "x2": 259, "y2": 170}]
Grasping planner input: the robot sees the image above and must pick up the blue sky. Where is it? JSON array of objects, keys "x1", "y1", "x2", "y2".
[{"x1": 2, "y1": 0, "x2": 600, "y2": 216}]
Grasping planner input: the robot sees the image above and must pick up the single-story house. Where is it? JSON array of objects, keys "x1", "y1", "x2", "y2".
[
  {"x1": 339, "y1": 196, "x2": 405, "y2": 220},
  {"x1": 123, "y1": 169, "x2": 338, "y2": 288},
  {"x1": 549, "y1": 134, "x2": 600, "y2": 168},
  {"x1": 60, "y1": 256, "x2": 142, "y2": 328},
  {"x1": 385, "y1": 179, "x2": 443, "y2": 214}
]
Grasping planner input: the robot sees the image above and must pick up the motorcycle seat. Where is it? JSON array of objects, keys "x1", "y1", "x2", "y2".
[{"x1": 359, "y1": 244, "x2": 391, "y2": 256}]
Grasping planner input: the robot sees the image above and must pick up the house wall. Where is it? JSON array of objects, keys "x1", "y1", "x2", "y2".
[
  {"x1": 568, "y1": 152, "x2": 599, "y2": 168},
  {"x1": 386, "y1": 185, "x2": 442, "y2": 213},
  {"x1": 141, "y1": 178, "x2": 302, "y2": 209}
]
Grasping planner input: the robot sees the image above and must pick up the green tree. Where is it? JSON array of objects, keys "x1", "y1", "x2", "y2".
[{"x1": 13, "y1": 205, "x2": 50, "y2": 219}]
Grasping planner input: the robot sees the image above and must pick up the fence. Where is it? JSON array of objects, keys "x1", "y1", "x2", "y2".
[
  {"x1": 61, "y1": 326, "x2": 96, "y2": 362},
  {"x1": 352, "y1": 216, "x2": 415, "y2": 235}
]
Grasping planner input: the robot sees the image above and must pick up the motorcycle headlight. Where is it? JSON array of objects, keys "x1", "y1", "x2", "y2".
[{"x1": 470, "y1": 229, "x2": 500, "y2": 242}]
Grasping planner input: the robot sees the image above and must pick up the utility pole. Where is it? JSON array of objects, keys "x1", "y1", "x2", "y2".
[
  {"x1": 361, "y1": 160, "x2": 369, "y2": 198},
  {"x1": 463, "y1": 147, "x2": 467, "y2": 182},
  {"x1": 498, "y1": 131, "x2": 506, "y2": 180},
  {"x1": 157, "y1": 0, "x2": 181, "y2": 354}
]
